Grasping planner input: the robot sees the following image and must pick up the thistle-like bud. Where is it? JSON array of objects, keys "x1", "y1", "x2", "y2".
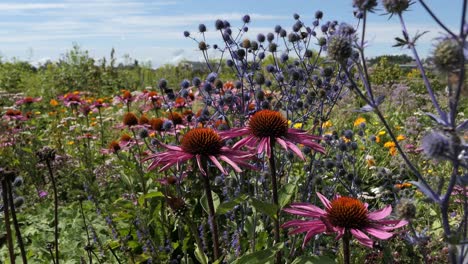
[
  {"x1": 353, "y1": 0, "x2": 378, "y2": 11},
  {"x1": 327, "y1": 35, "x2": 353, "y2": 62},
  {"x1": 198, "y1": 41, "x2": 208, "y2": 51},
  {"x1": 433, "y1": 38, "x2": 463, "y2": 73},
  {"x1": 396, "y1": 198, "x2": 416, "y2": 220},
  {"x1": 382, "y1": 0, "x2": 410, "y2": 14},
  {"x1": 421, "y1": 131, "x2": 449, "y2": 160}
]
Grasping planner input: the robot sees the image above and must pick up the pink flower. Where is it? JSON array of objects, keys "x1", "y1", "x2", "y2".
[
  {"x1": 15, "y1": 96, "x2": 42, "y2": 105},
  {"x1": 58, "y1": 92, "x2": 83, "y2": 107},
  {"x1": 220, "y1": 110, "x2": 325, "y2": 159},
  {"x1": 282, "y1": 192, "x2": 408, "y2": 248},
  {"x1": 145, "y1": 128, "x2": 254, "y2": 175},
  {"x1": 38, "y1": 190, "x2": 48, "y2": 198}
]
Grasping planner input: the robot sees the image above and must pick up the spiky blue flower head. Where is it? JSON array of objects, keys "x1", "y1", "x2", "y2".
[
  {"x1": 251, "y1": 41, "x2": 259, "y2": 50},
  {"x1": 268, "y1": 43, "x2": 278, "y2": 52},
  {"x1": 203, "y1": 82, "x2": 212, "y2": 93},
  {"x1": 243, "y1": 26, "x2": 248, "y2": 32},
  {"x1": 313, "y1": 20, "x2": 319, "y2": 27},
  {"x1": 207, "y1": 72, "x2": 217, "y2": 83},
  {"x1": 258, "y1": 52, "x2": 266, "y2": 59},
  {"x1": 266, "y1": 64, "x2": 276, "y2": 73},
  {"x1": 223, "y1": 20, "x2": 231, "y2": 28},
  {"x1": 192, "y1": 77, "x2": 201, "y2": 86},
  {"x1": 198, "y1": 41, "x2": 208, "y2": 51},
  {"x1": 280, "y1": 29, "x2": 287, "y2": 38},
  {"x1": 198, "y1": 24, "x2": 207, "y2": 33},
  {"x1": 226, "y1": 59, "x2": 234, "y2": 67},
  {"x1": 421, "y1": 131, "x2": 450, "y2": 160},
  {"x1": 315, "y1": 10, "x2": 324, "y2": 19},
  {"x1": 257, "y1": 33, "x2": 266, "y2": 43},
  {"x1": 382, "y1": 0, "x2": 410, "y2": 14},
  {"x1": 242, "y1": 14, "x2": 251, "y2": 23},
  {"x1": 293, "y1": 13, "x2": 300, "y2": 20},
  {"x1": 280, "y1": 53, "x2": 289, "y2": 63},
  {"x1": 267, "y1": 33, "x2": 275, "y2": 42},
  {"x1": 183, "y1": 31, "x2": 190, "y2": 37},
  {"x1": 215, "y1": 19, "x2": 225, "y2": 30},
  {"x1": 162, "y1": 120, "x2": 173, "y2": 131},
  {"x1": 353, "y1": 0, "x2": 378, "y2": 11},
  {"x1": 159, "y1": 79, "x2": 168, "y2": 89},
  {"x1": 288, "y1": 33, "x2": 300, "y2": 43},
  {"x1": 274, "y1": 25, "x2": 282, "y2": 33},
  {"x1": 321, "y1": 25, "x2": 328, "y2": 33},
  {"x1": 180, "y1": 88, "x2": 189, "y2": 98},
  {"x1": 224, "y1": 28, "x2": 232, "y2": 35},
  {"x1": 180, "y1": 80, "x2": 190, "y2": 89},
  {"x1": 433, "y1": 37, "x2": 464, "y2": 73}
]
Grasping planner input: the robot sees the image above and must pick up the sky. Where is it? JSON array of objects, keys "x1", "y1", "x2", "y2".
[{"x1": 0, "y1": 0, "x2": 464, "y2": 68}]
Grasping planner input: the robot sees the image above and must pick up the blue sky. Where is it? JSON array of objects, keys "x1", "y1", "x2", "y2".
[{"x1": 0, "y1": 0, "x2": 463, "y2": 67}]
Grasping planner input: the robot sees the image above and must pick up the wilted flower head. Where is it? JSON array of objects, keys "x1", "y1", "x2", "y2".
[{"x1": 282, "y1": 192, "x2": 408, "y2": 248}]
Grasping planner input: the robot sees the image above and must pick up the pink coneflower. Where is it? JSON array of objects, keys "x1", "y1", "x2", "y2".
[
  {"x1": 282, "y1": 192, "x2": 408, "y2": 249},
  {"x1": 3, "y1": 109, "x2": 27, "y2": 121},
  {"x1": 59, "y1": 92, "x2": 82, "y2": 107},
  {"x1": 145, "y1": 127, "x2": 254, "y2": 260},
  {"x1": 15, "y1": 96, "x2": 42, "y2": 105},
  {"x1": 145, "y1": 127, "x2": 253, "y2": 175},
  {"x1": 221, "y1": 110, "x2": 325, "y2": 159}
]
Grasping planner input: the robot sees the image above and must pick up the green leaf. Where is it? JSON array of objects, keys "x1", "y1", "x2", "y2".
[
  {"x1": 200, "y1": 191, "x2": 220, "y2": 214},
  {"x1": 216, "y1": 194, "x2": 248, "y2": 215},
  {"x1": 250, "y1": 198, "x2": 278, "y2": 219},
  {"x1": 232, "y1": 243, "x2": 283, "y2": 264},
  {"x1": 278, "y1": 181, "x2": 297, "y2": 208},
  {"x1": 194, "y1": 244, "x2": 209, "y2": 264},
  {"x1": 291, "y1": 255, "x2": 336, "y2": 264},
  {"x1": 138, "y1": 191, "x2": 164, "y2": 205}
]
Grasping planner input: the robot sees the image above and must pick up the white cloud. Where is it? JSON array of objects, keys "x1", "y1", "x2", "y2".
[{"x1": 0, "y1": 3, "x2": 66, "y2": 11}]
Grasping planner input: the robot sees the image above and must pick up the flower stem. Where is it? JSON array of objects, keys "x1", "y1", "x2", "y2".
[
  {"x1": 1, "y1": 176, "x2": 15, "y2": 264},
  {"x1": 46, "y1": 159, "x2": 60, "y2": 264},
  {"x1": 7, "y1": 178, "x2": 27, "y2": 264},
  {"x1": 202, "y1": 165, "x2": 220, "y2": 260},
  {"x1": 342, "y1": 232, "x2": 350, "y2": 264},
  {"x1": 268, "y1": 141, "x2": 281, "y2": 264}
]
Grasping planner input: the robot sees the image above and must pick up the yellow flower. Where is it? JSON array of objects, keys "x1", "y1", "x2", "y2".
[
  {"x1": 322, "y1": 120, "x2": 333, "y2": 128},
  {"x1": 342, "y1": 136, "x2": 351, "y2": 143},
  {"x1": 353, "y1": 117, "x2": 366, "y2": 127},
  {"x1": 34, "y1": 111, "x2": 41, "y2": 115},
  {"x1": 293, "y1": 123, "x2": 303, "y2": 129},
  {"x1": 378, "y1": 131, "x2": 386, "y2": 136},
  {"x1": 67, "y1": 141, "x2": 75, "y2": 145},
  {"x1": 389, "y1": 147, "x2": 397, "y2": 156},
  {"x1": 50, "y1": 99, "x2": 59, "y2": 107},
  {"x1": 384, "y1": 141, "x2": 396, "y2": 148},
  {"x1": 396, "y1": 134, "x2": 406, "y2": 141}
]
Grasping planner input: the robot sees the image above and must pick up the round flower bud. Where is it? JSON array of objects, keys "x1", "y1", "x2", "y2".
[
  {"x1": 433, "y1": 38, "x2": 463, "y2": 73},
  {"x1": 274, "y1": 25, "x2": 282, "y2": 33},
  {"x1": 242, "y1": 14, "x2": 251, "y2": 23},
  {"x1": 353, "y1": 0, "x2": 378, "y2": 11},
  {"x1": 268, "y1": 43, "x2": 278, "y2": 52},
  {"x1": 251, "y1": 41, "x2": 259, "y2": 50},
  {"x1": 215, "y1": 19, "x2": 225, "y2": 30},
  {"x1": 257, "y1": 33, "x2": 266, "y2": 43},
  {"x1": 198, "y1": 24, "x2": 207, "y2": 33},
  {"x1": 192, "y1": 77, "x2": 201, "y2": 86},
  {"x1": 293, "y1": 13, "x2": 300, "y2": 20},
  {"x1": 382, "y1": 0, "x2": 410, "y2": 14},
  {"x1": 421, "y1": 131, "x2": 449, "y2": 160},
  {"x1": 242, "y1": 38, "x2": 251, "y2": 49},
  {"x1": 183, "y1": 31, "x2": 190, "y2": 37},
  {"x1": 280, "y1": 29, "x2": 287, "y2": 38},
  {"x1": 318, "y1": 37, "x2": 327, "y2": 46},
  {"x1": 267, "y1": 32, "x2": 275, "y2": 42},
  {"x1": 254, "y1": 73, "x2": 265, "y2": 85},
  {"x1": 198, "y1": 41, "x2": 208, "y2": 51},
  {"x1": 396, "y1": 198, "x2": 416, "y2": 220},
  {"x1": 315, "y1": 10, "x2": 323, "y2": 19},
  {"x1": 327, "y1": 35, "x2": 353, "y2": 62}
]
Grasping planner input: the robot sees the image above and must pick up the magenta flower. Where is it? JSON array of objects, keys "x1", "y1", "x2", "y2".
[
  {"x1": 58, "y1": 92, "x2": 83, "y2": 107},
  {"x1": 15, "y1": 96, "x2": 42, "y2": 105},
  {"x1": 282, "y1": 192, "x2": 408, "y2": 248},
  {"x1": 145, "y1": 127, "x2": 254, "y2": 175},
  {"x1": 220, "y1": 110, "x2": 325, "y2": 159}
]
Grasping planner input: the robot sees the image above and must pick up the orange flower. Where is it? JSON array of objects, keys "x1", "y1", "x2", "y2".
[
  {"x1": 396, "y1": 135, "x2": 406, "y2": 141},
  {"x1": 50, "y1": 99, "x2": 59, "y2": 107},
  {"x1": 354, "y1": 117, "x2": 366, "y2": 127}
]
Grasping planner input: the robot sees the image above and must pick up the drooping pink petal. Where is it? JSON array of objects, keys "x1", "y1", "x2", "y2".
[
  {"x1": 350, "y1": 228, "x2": 374, "y2": 248},
  {"x1": 287, "y1": 203, "x2": 326, "y2": 216},
  {"x1": 285, "y1": 140, "x2": 305, "y2": 160},
  {"x1": 209, "y1": 155, "x2": 227, "y2": 175},
  {"x1": 276, "y1": 137, "x2": 288, "y2": 152},
  {"x1": 265, "y1": 136, "x2": 271, "y2": 157},
  {"x1": 302, "y1": 224, "x2": 327, "y2": 248},
  {"x1": 316, "y1": 192, "x2": 332, "y2": 210},
  {"x1": 334, "y1": 227, "x2": 345, "y2": 240},
  {"x1": 196, "y1": 155, "x2": 206, "y2": 175},
  {"x1": 370, "y1": 219, "x2": 408, "y2": 231},
  {"x1": 367, "y1": 205, "x2": 392, "y2": 220},
  {"x1": 364, "y1": 227, "x2": 394, "y2": 240},
  {"x1": 218, "y1": 155, "x2": 242, "y2": 173}
]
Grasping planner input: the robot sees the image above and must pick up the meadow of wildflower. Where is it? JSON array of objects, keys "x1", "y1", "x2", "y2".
[{"x1": 0, "y1": 0, "x2": 467, "y2": 263}]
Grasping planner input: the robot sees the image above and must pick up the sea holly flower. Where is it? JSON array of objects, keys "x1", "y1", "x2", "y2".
[
  {"x1": 282, "y1": 192, "x2": 408, "y2": 249},
  {"x1": 221, "y1": 110, "x2": 325, "y2": 159},
  {"x1": 145, "y1": 127, "x2": 254, "y2": 175}
]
